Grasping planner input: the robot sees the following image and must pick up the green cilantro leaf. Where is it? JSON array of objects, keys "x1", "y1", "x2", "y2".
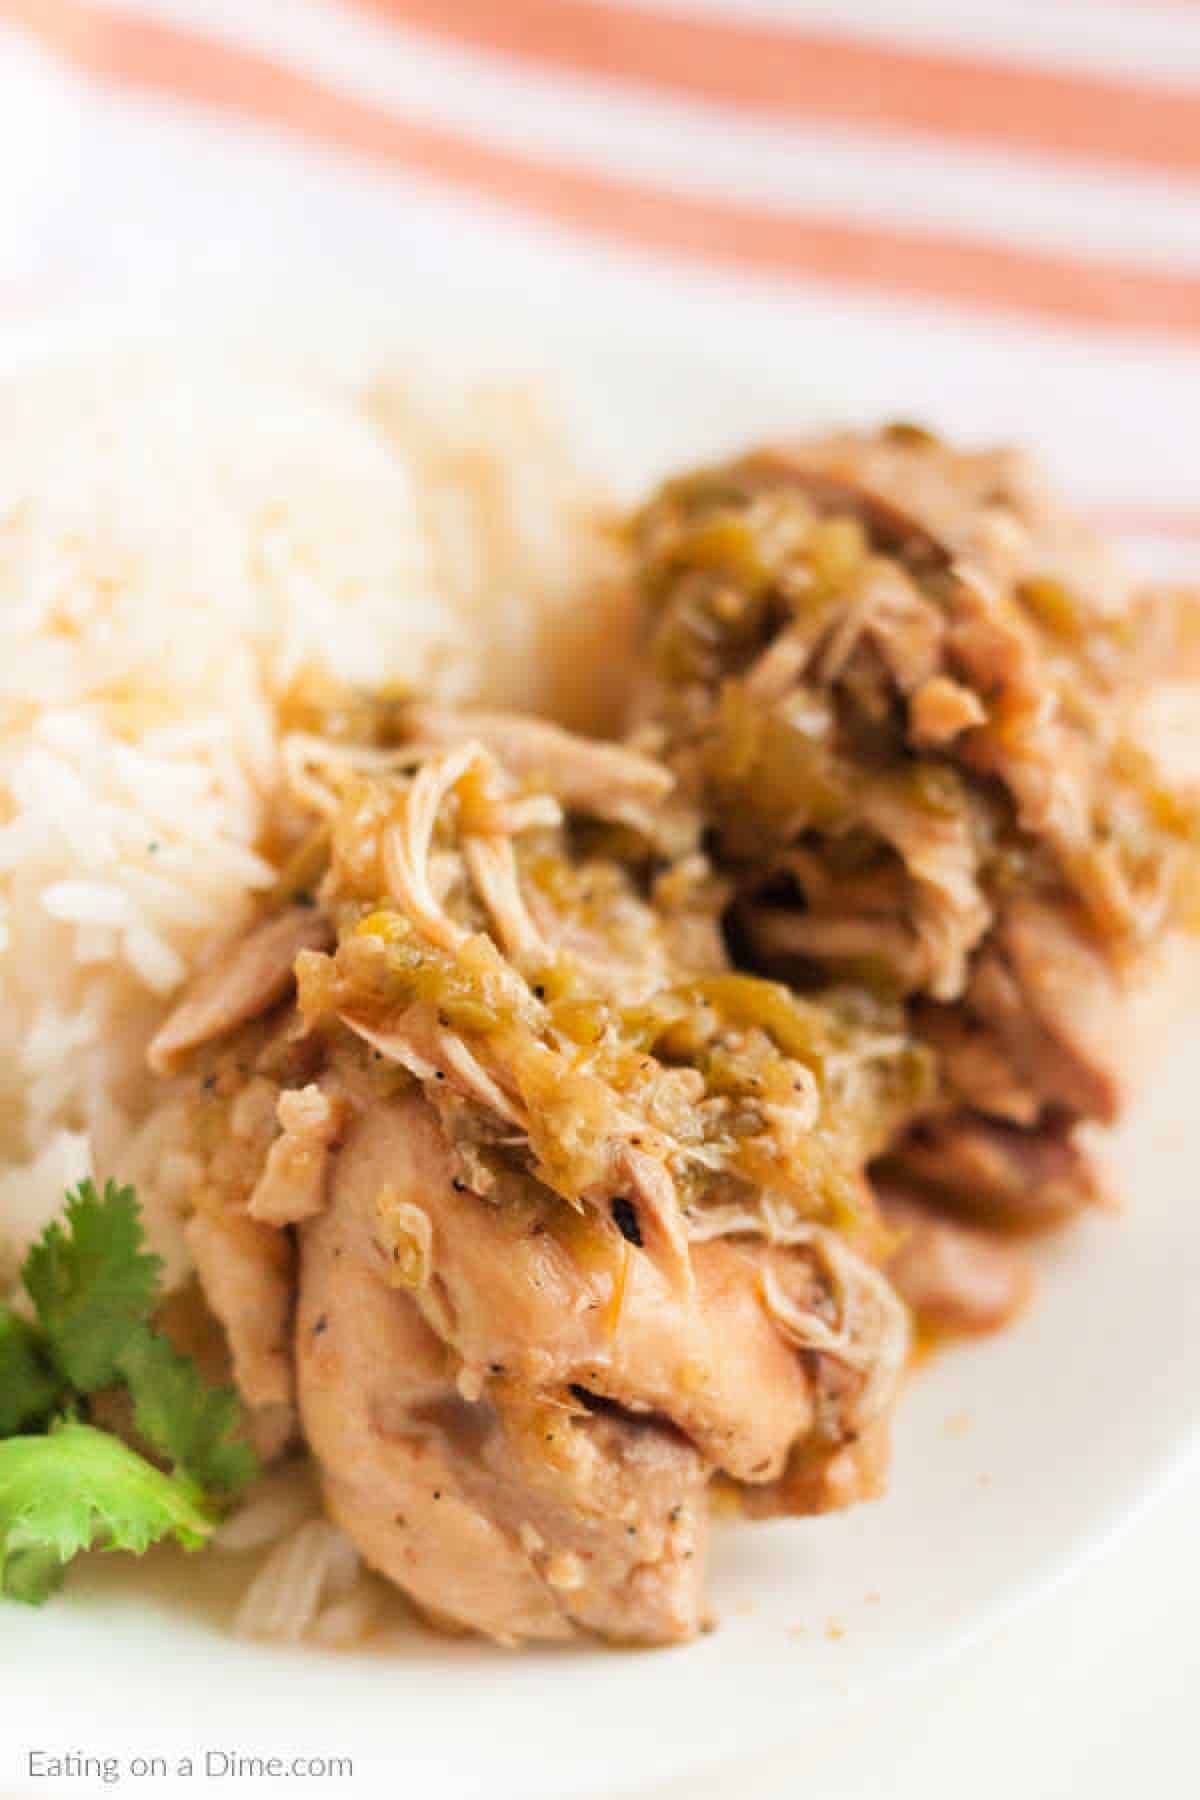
[
  {"x1": 2, "y1": 1544, "x2": 67, "y2": 1605},
  {"x1": 0, "y1": 1421, "x2": 214, "y2": 1605},
  {"x1": 2, "y1": 1180, "x2": 261, "y2": 1608},
  {"x1": 118, "y1": 1325, "x2": 257, "y2": 1497},
  {"x1": 22, "y1": 1180, "x2": 163, "y2": 1391},
  {"x1": 0, "y1": 1309, "x2": 65, "y2": 1434}
]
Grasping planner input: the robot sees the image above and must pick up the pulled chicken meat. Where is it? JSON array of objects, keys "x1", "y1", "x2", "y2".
[
  {"x1": 136, "y1": 424, "x2": 1196, "y2": 1649},
  {"x1": 629, "y1": 427, "x2": 1200, "y2": 1241},
  {"x1": 144, "y1": 715, "x2": 929, "y2": 1644}
]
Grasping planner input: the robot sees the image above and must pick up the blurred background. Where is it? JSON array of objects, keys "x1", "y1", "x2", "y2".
[
  {"x1": 1, "y1": 0, "x2": 1198, "y2": 581},
  {"x1": 1, "y1": 4, "x2": 1198, "y2": 1797}
]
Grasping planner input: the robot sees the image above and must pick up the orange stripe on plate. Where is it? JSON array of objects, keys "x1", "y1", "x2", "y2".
[
  {"x1": 350, "y1": 0, "x2": 1200, "y2": 179},
  {"x1": 7, "y1": 0, "x2": 1200, "y2": 340}
]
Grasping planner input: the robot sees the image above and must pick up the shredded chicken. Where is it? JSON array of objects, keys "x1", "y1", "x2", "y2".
[
  {"x1": 879, "y1": 1112, "x2": 1108, "y2": 1231},
  {"x1": 403, "y1": 704, "x2": 677, "y2": 836},
  {"x1": 629, "y1": 427, "x2": 1200, "y2": 1236},
  {"x1": 184, "y1": 1208, "x2": 297, "y2": 1462},
  {"x1": 141, "y1": 709, "x2": 932, "y2": 1644},
  {"x1": 128, "y1": 423, "x2": 1195, "y2": 1650},
  {"x1": 148, "y1": 907, "x2": 331, "y2": 1074},
  {"x1": 878, "y1": 1188, "x2": 1030, "y2": 1335}
]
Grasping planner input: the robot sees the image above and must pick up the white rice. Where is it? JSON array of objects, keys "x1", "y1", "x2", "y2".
[
  {"x1": 0, "y1": 346, "x2": 623, "y2": 1278},
  {"x1": 231, "y1": 1517, "x2": 374, "y2": 1648},
  {"x1": 213, "y1": 1457, "x2": 385, "y2": 1647},
  {"x1": 212, "y1": 1463, "x2": 324, "y2": 1555}
]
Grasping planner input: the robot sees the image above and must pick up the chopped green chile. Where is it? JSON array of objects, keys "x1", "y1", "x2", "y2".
[{"x1": 628, "y1": 433, "x2": 1200, "y2": 1189}]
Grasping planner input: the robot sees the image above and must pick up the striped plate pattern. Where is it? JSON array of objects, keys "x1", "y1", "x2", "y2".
[{"x1": 1, "y1": 0, "x2": 1198, "y2": 552}]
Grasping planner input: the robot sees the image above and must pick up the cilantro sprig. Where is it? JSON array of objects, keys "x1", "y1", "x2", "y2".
[
  {"x1": 0, "y1": 1423, "x2": 214, "y2": 1604},
  {"x1": 23, "y1": 1181, "x2": 163, "y2": 1391},
  {"x1": 118, "y1": 1324, "x2": 254, "y2": 1497},
  {"x1": 0, "y1": 1180, "x2": 257, "y2": 1604},
  {"x1": 0, "y1": 1310, "x2": 63, "y2": 1435}
]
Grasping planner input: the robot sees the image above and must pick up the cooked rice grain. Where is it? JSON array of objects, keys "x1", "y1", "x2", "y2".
[{"x1": 232, "y1": 1519, "x2": 373, "y2": 1647}]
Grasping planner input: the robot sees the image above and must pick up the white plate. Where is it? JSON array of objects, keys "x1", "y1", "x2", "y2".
[{"x1": 3, "y1": 286, "x2": 1200, "y2": 1800}]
